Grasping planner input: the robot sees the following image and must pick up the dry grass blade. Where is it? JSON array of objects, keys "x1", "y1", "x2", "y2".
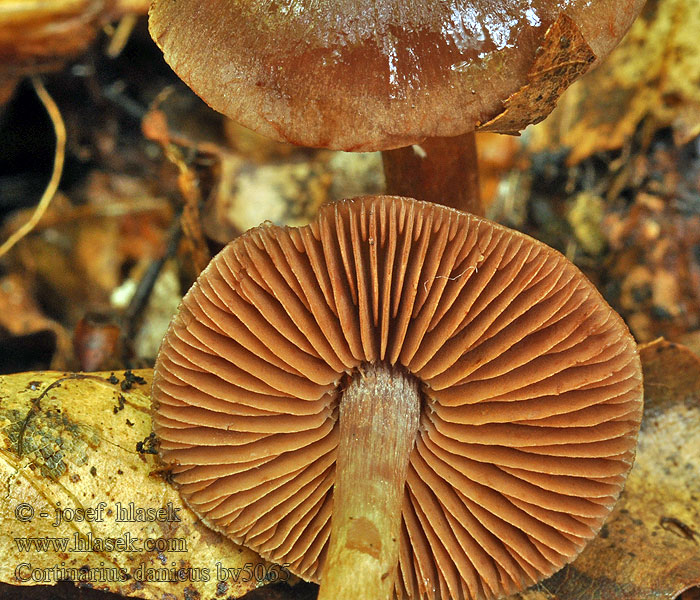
[{"x1": 0, "y1": 76, "x2": 66, "y2": 259}]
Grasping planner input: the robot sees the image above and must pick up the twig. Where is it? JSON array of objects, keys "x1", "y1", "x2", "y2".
[
  {"x1": 142, "y1": 89, "x2": 211, "y2": 273},
  {"x1": 660, "y1": 516, "x2": 699, "y2": 544},
  {"x1": 0, "y1": 77, "x2": 66, "y2": 259},
  {"x1": 123, "y1": 219, "x2": 182, "y2": 348}
]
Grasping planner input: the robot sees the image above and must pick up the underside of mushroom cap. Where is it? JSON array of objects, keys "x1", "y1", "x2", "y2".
[
  {"x1": 152, "y1": 195, "x2": 643, "y2": 600},
  {"x1": 149, "y1": 0, "x2": 644, "y2": 150}
]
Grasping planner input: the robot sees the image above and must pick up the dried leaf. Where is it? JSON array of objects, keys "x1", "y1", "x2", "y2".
[
  {"x1": 0, "y1": 370, "x2": 285, "y2": 599},
  {"x1": 0, "y1": 0, "x2": 149, "y2": 79},
  {"x1": 601, "y1": 183, "x2": 700, "y2": 342},
  {"x1": 478, "y1": 13, "x2": 596, "y2": 135},
  {"x1": 4, "y1": 175, "x2": 173, "y2": 328},
  {"x1": 475, "y1": 132, "x2": 521, "y2": 209},
  {"x1": 142, "y1": 106, "x2": 211, "y2": 274},
  {"x1": 224, "y1": 120, "x2": 299, "y2": 163},
  {"x1": 0, "y1": 273, "x2": 72, "y2": 370},
  {"x1": 529, "y1": 0, "x2": 700, "y2": 163},
  {"x1": 131, "y1": 259, "x2": 182, "y2": 362},
  {"x1": 514, "y1": 338, "x2": 700, "y2": 600},
  {"x1": 73, "y1": 314, "x2": 123, "y2": 372}
]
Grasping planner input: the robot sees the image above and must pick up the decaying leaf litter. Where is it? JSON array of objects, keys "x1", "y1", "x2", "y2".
[{"x1": 0, "y1": 0, "x2": 699, "y2": 598}]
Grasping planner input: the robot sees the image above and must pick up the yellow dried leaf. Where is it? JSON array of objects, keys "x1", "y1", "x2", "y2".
[
  {"x1": 202, "y1": 149, "x2": 383, "y2": 243},
  {"x1": 529, "y1": 0, "x2": 700, "y2": 163},
  {"x1": 0, "y1": 370, "x2": 289, "y2": 599}
]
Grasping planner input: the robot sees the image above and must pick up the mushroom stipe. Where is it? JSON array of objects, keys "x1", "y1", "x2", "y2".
[{"x1": 152, "y1": 195, "x2": 643, "y2": 600}]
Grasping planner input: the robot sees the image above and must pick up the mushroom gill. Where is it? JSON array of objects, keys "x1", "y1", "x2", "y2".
[{"x1": 153, "y1": 195, "x2": 643, "y2": 600}]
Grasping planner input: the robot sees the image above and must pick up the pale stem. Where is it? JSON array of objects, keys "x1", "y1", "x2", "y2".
[
  {"x1": 317, "y1": 364, "x2": 421, "y2": 600},
  {"x1": 382, "y1": 131, "x2": 483, "y2": 216}
]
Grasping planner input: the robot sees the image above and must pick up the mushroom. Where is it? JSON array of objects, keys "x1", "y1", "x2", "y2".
[
  {"x1": 152, "y1": 195, "x2": 643, "y2": 600},
  {"x1": 148, "y1": 0, "x2": 645, "y2": 215}
]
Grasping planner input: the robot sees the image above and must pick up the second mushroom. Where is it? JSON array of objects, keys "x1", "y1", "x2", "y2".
[
  {"x1": 149, "y1": 0, "x2": 645, "y2": 216},
  {"x1": 153, "y1": 195, "x2": 643, "y2": 600}
]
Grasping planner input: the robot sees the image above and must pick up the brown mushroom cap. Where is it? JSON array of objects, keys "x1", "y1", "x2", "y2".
[
  {"x1": 153, "y1": 195, "x2": 643, "y2": 599},
  {"x1": 149, "y1": 0, "x2": 644, "y2": 151}
]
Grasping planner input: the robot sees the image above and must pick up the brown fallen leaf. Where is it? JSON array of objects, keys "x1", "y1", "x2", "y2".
[
  {"x1": 0, "y1": 273, "x2": 72, "y2": 370},
  {"x1": 475, "y1": 132, "x2": 522, "y2": 210},
  {"x1": 72, "y1": 314, "x2": 123, "y2": 372},
  {"x1": 600, "y1": 181, "x2": 700, "y2": 343},
  {"x1": 477, "y1": 13, "x2": 596, "y2": 135},
  {"x1": 0, "y1": 370, "x2": 287, "y2": 599},
  {"x1": 515, "y1": 338, "x2": 700, "y2": 600}
]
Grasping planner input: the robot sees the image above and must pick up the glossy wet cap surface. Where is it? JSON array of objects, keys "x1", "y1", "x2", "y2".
[{"x1": 150, "y1": 0, "x2": 645, "y2": 150}]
